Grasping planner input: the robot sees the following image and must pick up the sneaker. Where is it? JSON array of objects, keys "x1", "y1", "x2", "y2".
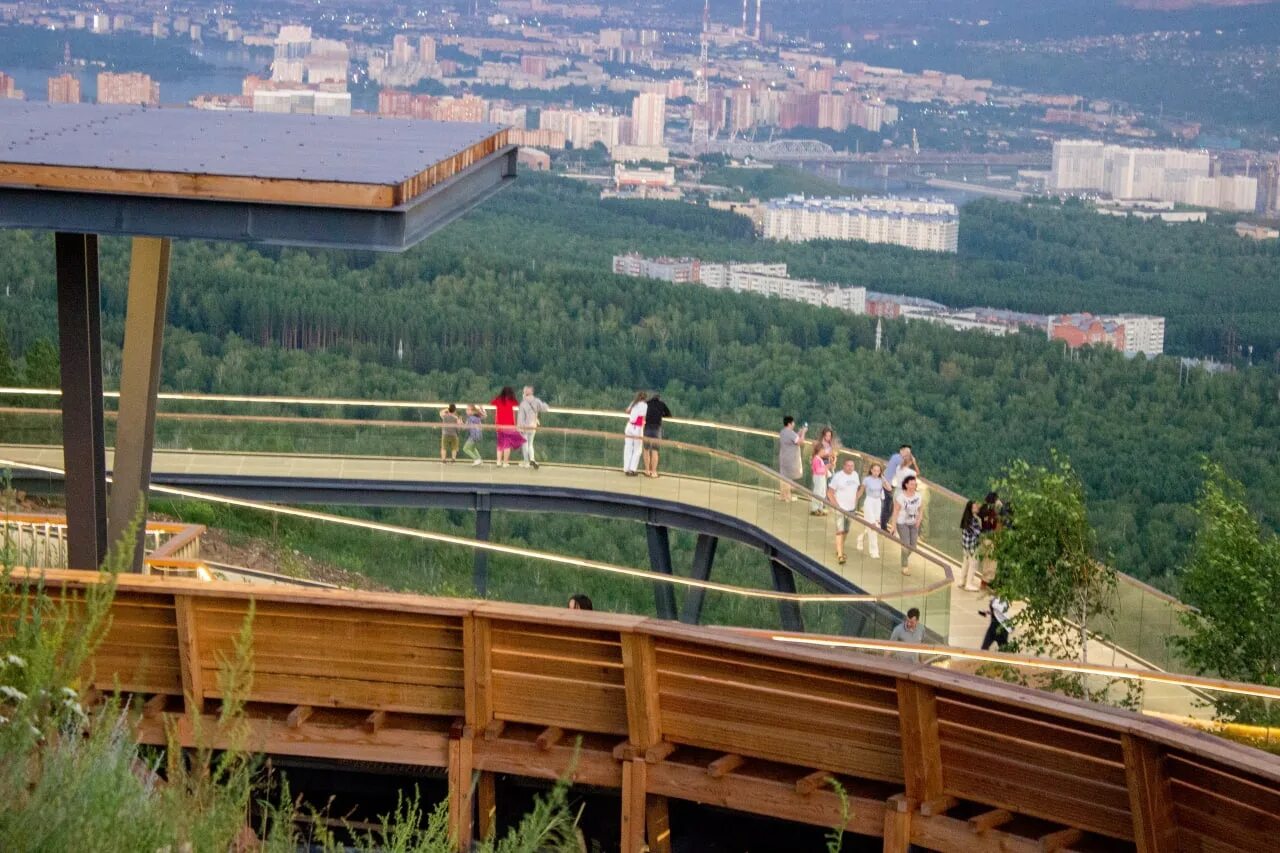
[
  {"x1": 519, "y1": 461, "x2": 530, "y2": 468},
  {"x1": 472, "y1": 459, "x2": 483, "y2": 466},
  {"x1": 901, "y1": 567, "x2": 911, "y2": 576},
  {"x1": 531, "y1": 460, "x2": 540, "y2": 470}
]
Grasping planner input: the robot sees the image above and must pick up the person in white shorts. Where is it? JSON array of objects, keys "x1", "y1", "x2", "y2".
[
  {"x1": 826, "y1": 458, "x2": 861, "y2": 565},
  {"x1": 856, "y1": 462, "x2": 890, "y2": 559}
]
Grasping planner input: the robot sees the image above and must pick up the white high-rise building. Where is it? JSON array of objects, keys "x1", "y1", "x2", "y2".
[
  {"x1": 1116, "y1": 315, "x2": 1166, "y2": 357},
  {"x1": 1052, "y1": 139, "x2": 1253, "y2": 212},
  {"x1": 630, "y1": 92, "x2": 666, "y2": 147},
  {"x1": 762, "y1": 196, "x2": 960, "y2": 253},
  {"x1": 540, "y1": 109, "x2": 624, "y2": 152}
]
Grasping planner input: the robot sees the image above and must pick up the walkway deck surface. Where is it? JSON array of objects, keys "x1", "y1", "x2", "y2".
[{"x1": 0, "y1": 443, "x2": 1205, "y2": 720}]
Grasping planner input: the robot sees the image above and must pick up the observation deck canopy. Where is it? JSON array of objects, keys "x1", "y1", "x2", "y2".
[
  {"x1": 0, "y1": 101, "x2": 516, "y2": 251},
  {"x1": 0, "y1": 101, "x2": 517, "y2": 574}
]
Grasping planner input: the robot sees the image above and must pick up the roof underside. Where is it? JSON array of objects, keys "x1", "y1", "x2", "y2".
[{"x1": 0, "y1": 102, "x2": 517, "y2": 251}]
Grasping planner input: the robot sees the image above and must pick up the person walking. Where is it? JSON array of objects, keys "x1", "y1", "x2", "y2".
[
  {"x1": 960, "y1": 500, "x2": 984, "y2": 591},
  {"x1": 978, "y1": 491, "x2": 1005, "y2": 586},
  {"x1": 517, "y1": 385, "x2": 549, "y2": 470},
  {"x1": 889, "y1": 607, "x2": 925, "y2": 662},
  {"x1": 462, "y1": 404, "x2": 485, "y2": 465},
  {"x1": 889, "y1": 474, "x2": 924, "y2": 576},
  {"x1": 439, "y1": 403, "x2": 462, "y2": 463},
  {"x1": 826, "y1": 457, "x2": 861, "y2": 565},
  {"x1": 880, "y1": 444, "x2": 915, "y2": 530},
  {"x1": 809, "y1": 426, "x2": 838, "y2": 515},
  {"x1": 979, "y1": 596, "x2": 1012, "y2": 651},
  {"x1": 489, "y1": 386, "x2": 524, "y2": 468},
  {"x1": 777, "y1": 416, "x2": 808, "y2": 502},
  {"x1": 855, "y1": 462, "x2": 889, "y2": 559},
  {"x1": 642, "y1": 393, "x2": 671, "y2": 478},
  {"x1": 623, "y1": 391, "x2": 648, "y2": 476}
]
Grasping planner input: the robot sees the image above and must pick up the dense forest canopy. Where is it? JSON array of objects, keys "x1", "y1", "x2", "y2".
[{"x1": 0, "y1": 174, "x2": 1277, "y2": 586}]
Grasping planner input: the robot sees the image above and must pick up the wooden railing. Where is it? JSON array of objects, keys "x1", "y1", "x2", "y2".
[
  {"x1": 2, "y1": 512, "x2": 207, "y2": 578},
  {"x1": 14, "y1": 569, "x2": 1280, "y2": 853}
]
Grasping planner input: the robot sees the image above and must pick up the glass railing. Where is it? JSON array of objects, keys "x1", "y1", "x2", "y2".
[
  {"x1": 0, "y1": 389, "x2": 1195, "y2": 668},
  {"x1": 0, "y1": 407, "x2": 955, "y2": 642}
]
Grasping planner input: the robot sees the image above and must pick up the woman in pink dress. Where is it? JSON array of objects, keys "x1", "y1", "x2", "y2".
[{"x1": 489, "y1": 386, "x2": 524, "y2": 467}]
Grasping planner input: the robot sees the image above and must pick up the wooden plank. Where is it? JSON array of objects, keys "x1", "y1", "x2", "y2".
[
  {"x1": 660, "y1": 705, "x2": 904, "y2": 782},
  {"x1": 0, "y1": 163, "x2": 396, "y2": 209},
  {"x1": 448, "y1": 724, "x2": 475, "y2": 852},
  {"x1": 882, "y1": 794, "x2": 911, "y2": 853},
  {"x1": 287, "y1": 705, "x2": 313, "y2": 730},
  {"x1": 138, "y1": 710, "x2": 451, "y2": 768},
  {"x1": 1123, "y1": 734, "x2": 1176, "y2": 853},
  {"x1": 708, "y1": 754, "x2": 745, "y2": 778},
  {"x1": 142, "y1": 693, "x2": 169, "y2": 719},
  {"x1": 620, "y1": 760, "x2": 647, "y2": 853},
  {"x1": 943, "y1": 762, "x2": 1133, "y2": 841},
  {"x1": 940, "y1": 718, "x2": 1128, "y2": 789},
  {"x1": 363, "y1": 710, "x2": 386, "y2": 734},
  {"x1": 536, "y1": 726, "x2": 564, "y2": 751},
  {"x1": 796, "y1": 770, "x2": 834, "y2": 797},
  {"x1": 648, "y1": 760, "x2": 886, "y2": 837},
  {"x1": 1037, "y1": 826, "x2": 1083, "y2": 852},
  {"x1": 645, "y1": 741, "x2": 676, "y2": 764},
  {"x1": 646, "y1": 794, "x2": 672, "y2": 853},
  {"x1": 969, "y1": 808, "x2": 1013, "y2": 834},
  {"x1": 896, "y1": 680, "x2": 944, "y2": 807},
  {"x1": 474, "y1": 735, "x2": 622, "y2": 789},
  {"x1": 477, "y1": 771, "x2": 497, "y2": 841},
  {"x1": 491, "y1": 673, "x2": 628, "y2": 735},
  {"x1": 1166, "y1": 754, "x2": 1280, "y2": 821},
  {"x1": 622, "y1": 633, "x2": 662, "y2": 750}
]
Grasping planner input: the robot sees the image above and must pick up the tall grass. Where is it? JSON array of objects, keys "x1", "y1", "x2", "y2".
[{"x1": 0, "y1": 493, "x2": 584, "y2": 852}]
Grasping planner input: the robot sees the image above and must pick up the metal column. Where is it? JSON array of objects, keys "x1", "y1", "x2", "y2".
[
  {"x1": 107, "y1": 237, "x2": 172, "y2": 571},
  {"x1": 645, "y1": 523, "x2": 677, "y2": 620},
  {"x1": 770, "y1": 557, "x2": 804, "y2": 633},
  {"x1": 473, "y1": 496, "x2": 492, "y2": 595},
  {"x1": 680, "y1": 533, "x2": 718, "y2": 625},
  {"x1": 55, "y1": 232, "x2": 107, "y2": 570}
]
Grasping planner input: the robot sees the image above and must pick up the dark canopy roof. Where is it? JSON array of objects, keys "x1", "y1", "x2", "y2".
[{"x1": 0, "y1": 102, "x2": 516, "y2": 251}]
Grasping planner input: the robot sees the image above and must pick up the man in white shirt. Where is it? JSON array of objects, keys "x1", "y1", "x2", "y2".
[{"x1": 826, "y1": 458, "x2": 861, "y2": 565}]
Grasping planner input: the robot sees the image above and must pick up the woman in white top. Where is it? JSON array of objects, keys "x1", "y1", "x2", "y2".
[
  {"x1": 889, "y1": 474, "x2": 925, "y2": 575},
  {"x1": 623, "y1": 391, "x2": 648, "y2": 476},
  {"x1": 855, "y1": 462, "x2": 890, "y2": 559}
]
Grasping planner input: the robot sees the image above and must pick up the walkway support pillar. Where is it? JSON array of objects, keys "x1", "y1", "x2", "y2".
[
  {"x1": 645, "y1": 523, "x2": 677, "y2": 620},
  {"x1": 473, "y1": 497, "x2": 491, "y2": 595},
  {"x1": 55, "y1": 232, "x2": 107, "y2": 570},
  {"x1": 680, "y1": 533, "x2": 717, "y2": 625},
  {"x1": 107, "y1": 236, "x2": 172, "y2": 572},
  {"x1": 769, "y1": 557, "x2": 804, "y2": 632}
]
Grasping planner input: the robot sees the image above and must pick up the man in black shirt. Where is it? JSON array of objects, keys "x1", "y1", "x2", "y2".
[{"x1": 643, "y1": 394, "x2": 672, "y2": 478}]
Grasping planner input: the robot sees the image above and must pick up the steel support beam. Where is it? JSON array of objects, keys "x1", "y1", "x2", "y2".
[
  {"x1": 473, "y1": 498, "x2": 491, "y2": 596},
  {"x1": 55, "y1": 232, "x2": 107, "y2": 569},
  {"x1": 645, "y1": 523, "x2": 677, "y2": 620},
  {"x1": 770, "y1": 558, "x2": 804, "y2": 632},
  {"x1": 680, "y1": 533, "x2": 718, "y2": 625},
  {"x1": 107, "y1": 237, "x2": 172, "y2": 571}
]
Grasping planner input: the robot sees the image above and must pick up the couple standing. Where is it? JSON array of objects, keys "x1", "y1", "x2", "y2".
[{"x1": 623, "y1": 392, "x2": 672, "y2": 477}]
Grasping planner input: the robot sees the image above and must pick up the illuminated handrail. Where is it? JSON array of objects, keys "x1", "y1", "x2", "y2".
[
  {"x1": 0, "y1": 471, "x2": 936, "y2": 606},
  {"x1": 0, "y1": 404, "x2": 959, "y2": 589}
]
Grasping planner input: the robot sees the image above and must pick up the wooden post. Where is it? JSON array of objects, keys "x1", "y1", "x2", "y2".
[
  {"x1": 55, "y1": 232, "x2": 107, "y2": 570},
  {"x1": 464, "y1": 616, "x2": 495, "y2": 735},
  {"x1": 107, "y1": 236, "x2": 172, "y2": 571},
  {"x1": 1123, "y1": 734, "x2": 1176, "y2": 853},
  {"x1": 477, "y1": 771, "x2": 497, "y2": 841},
  {"x1": 174, "y1": 595, "x2": 204, "y2": 716},
  {"x1": 621, "y1": 633, "x2": 662, "y2": 751},
  {"x1": 448, "y1": 723, "x2": 475, "y2": 851},
  {"x1": 646, "y1": 793, "x2": 672, "y2": 853},
  {"x1": 621, "y1": 759, "x2": 648, "y2": 853},
  {"x1": 882, "y1": 794, "x2": 912, "y2": 852},
  {"x1": 896, "y1": 680, "x2": 946, "y2": 812}
]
